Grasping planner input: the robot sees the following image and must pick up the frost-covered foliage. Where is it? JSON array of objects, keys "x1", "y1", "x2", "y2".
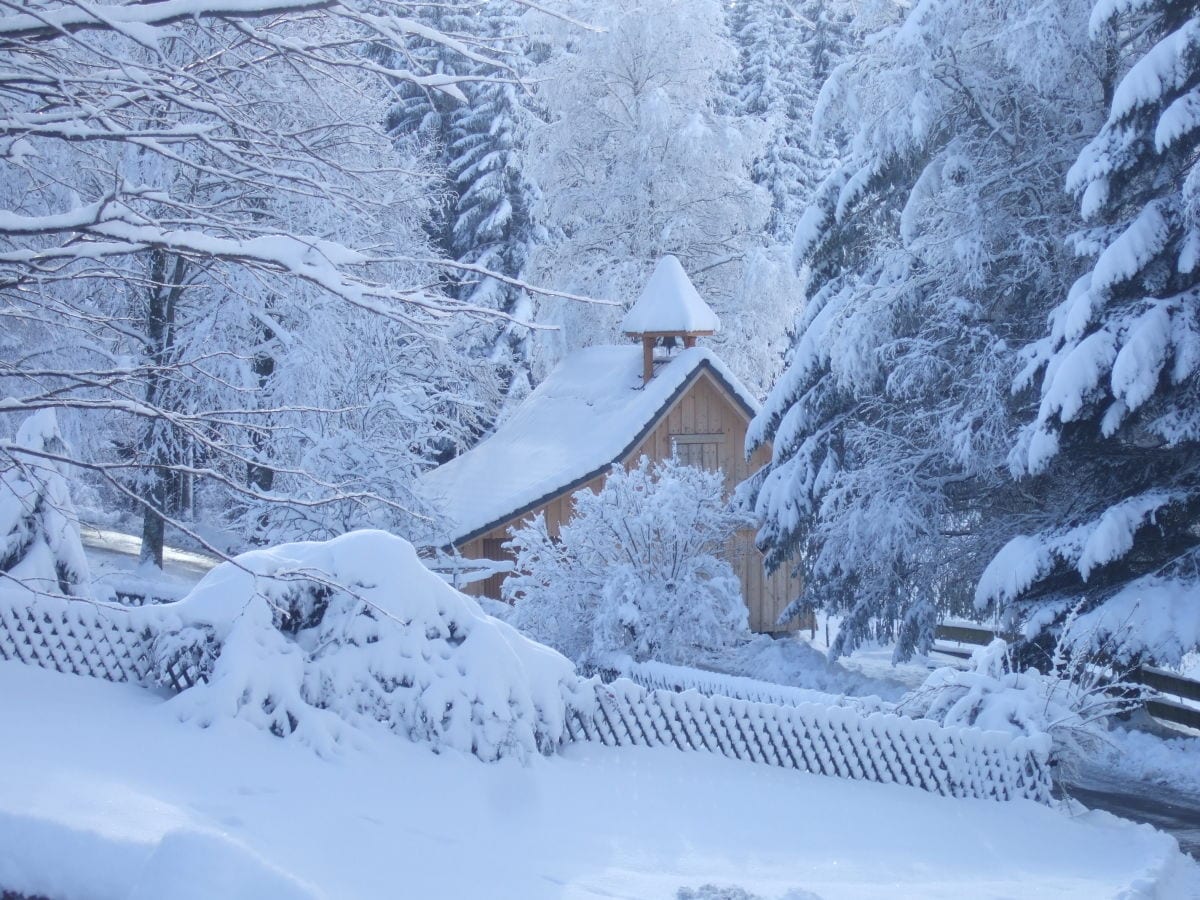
[
  {"x1": 977, "y1": 0, "x2": 1200, "y2": 666},
  {"x1": 0, "y1": 0, "x2": 518, "y2": 561},
  {"x1": 521, "y1": 0, "x2": 796, "y2": 394},
  {"x1": 745, "y1": 0, "x2": 1107, "y2": 660},
  {"x1": 386, "y1": 1, "x2": 542, "y2": 416},
  {"x1": 156, "y1": 531, "x2": 577, "y2": 760},
  {"x1": 726, "y1": 0, "x2": 849, "y2": 239},
  {"x1": 505, "y1": 458, "x2": 750, "y2": 665},
  {"x1": 900, "y1": 638, "x2": 1143, "y2": 768},
  {"x1": 0, "y1": 411, "x2": 91, "y2": 599},
  {"x1": 230, "y1": 313, "x2": 501, "y2": 547}
]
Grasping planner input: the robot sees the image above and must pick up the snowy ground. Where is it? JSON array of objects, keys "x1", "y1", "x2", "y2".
[
  {"x1": 81, "y1": 526, "x2": 219, "y2": 584},
  {"x1": 2, "y1": 662, "x2": 1198, "y2": 900}
]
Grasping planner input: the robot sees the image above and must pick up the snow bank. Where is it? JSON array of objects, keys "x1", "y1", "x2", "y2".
[
  {"x1": 1098, "y1": 726, "x2": 1200, "y2": 798},
  {"x1": 157, "y1": 530, "x2": 579, "y2": 760},
  {"x1": 3, "y1": 663, "x2": 1196, "y2": 900},
  {"x1": 597, "y1": 655, "x2": 891, "y2": 714},
  {"x1": 0, "y1": 806, "x2": 319, "y2": 900}
]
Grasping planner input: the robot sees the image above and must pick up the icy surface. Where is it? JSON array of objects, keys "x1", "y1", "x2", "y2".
[
  {"x1": 1, "y1": 662, "x2": 1197, "y2": 900},
  {"x1": 420, "y1": 344, "x2": 759, "y2": 543},
  {"x1": 618, "y1": 255, "x2": 721, "y2": 334}
]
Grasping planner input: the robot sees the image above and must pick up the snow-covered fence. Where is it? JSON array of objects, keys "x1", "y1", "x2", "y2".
[
  {"x1": 0, "y1": 594, "x2": 207, "y2": 692},
  {"x1": 0, "y1": 538, "x2": 1050, "y2": 803},
  {"x1": 95, "y1": 578, "x2": 187, "y2": 609},
  {"x1": 566, "y1": 678, "x2": 1054, "y2": 804},
  {"x1": 936, "y1": 622, "x2": 1200, "y2": 731},
  {"x1": 586, "y1": 657, "x2": 890, "y2": 714}
]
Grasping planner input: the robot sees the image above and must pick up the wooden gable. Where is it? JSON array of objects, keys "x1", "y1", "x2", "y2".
[{"x1": 454, "y1": 364, "x2": 804, "y2": 634}]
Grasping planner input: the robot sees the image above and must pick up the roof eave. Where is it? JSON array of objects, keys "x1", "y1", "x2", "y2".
[{"x1": 621, "y1": 329, "x2": 718, "y2": 338}]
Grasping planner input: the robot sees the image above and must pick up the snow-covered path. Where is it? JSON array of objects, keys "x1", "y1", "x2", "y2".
[
  {"x1": 81, "y1": 526, "x2": 219, "y2": 581},
  {"x1": 1, "y1": 663, "x2": 1197, "y2": 900}
]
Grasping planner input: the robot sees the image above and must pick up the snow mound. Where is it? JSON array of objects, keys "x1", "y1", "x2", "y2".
[
  {"x1": 128, "y1": 829, "x2": 319, "y2": 900},
  {"x1": 158, "y1": 530, "x2": 579, "y2": 761},
  {"x1": 0, "y1": 804, "x2": 319, "y2": 900},
  {"x1": 620, "y1": 255, "x2": 721, "y2": 334}
]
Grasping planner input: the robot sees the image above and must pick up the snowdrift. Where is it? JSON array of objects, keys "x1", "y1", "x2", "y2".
[
  {"x1": 152, "y1": 531, "x2": 579, "y2": 760},
  {"x1": 0, "y1": 528, "x2": 1050, "y2": 803}
]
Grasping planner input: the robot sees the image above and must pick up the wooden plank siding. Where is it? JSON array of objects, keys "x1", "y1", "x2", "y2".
[{"x1": 457, "y1": 369, "x2": 806, "y2": 634}]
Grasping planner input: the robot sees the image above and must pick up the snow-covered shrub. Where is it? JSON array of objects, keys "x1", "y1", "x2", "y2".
[
  {"x1": 505, "y1": 458, "x2": 750, "y2": 665},
  {"x1": 0, "y1": 410, "x2": 91, "y2": 599},
  {"x1": 155, "y1": 531, "x2": 579, "y2": 760},
  {"x1": 899, "y1": 638, "x2": 1144, "y2": 769}
]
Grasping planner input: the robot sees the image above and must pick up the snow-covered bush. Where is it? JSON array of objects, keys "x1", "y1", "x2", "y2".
[
  {"x1": 899, "y1": 638, "x2": 1143, "y2": 769},
  {"x1": 505, "y1": 458, "x2": 750, "y2": 665},
  {"x1": 155, "y1": 531, "x2": 579, "y2": 761},
  {"x1": 0, "y1": 410, "x2": 91, "y2": 599}
]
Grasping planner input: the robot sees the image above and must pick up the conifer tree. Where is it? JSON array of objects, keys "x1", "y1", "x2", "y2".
[
  {"x1": 978, "y1": 1, "x2": 1200, "y2": 666},
  {"x1": 447, "y1": 1, "x2": 544, "y2": 410},
  {"x1": 730, "y1": 0, "x2": 848, "y2": 238},
  {"x1": 746, "y1": 0, "x2": 1105, "y2": 659}
]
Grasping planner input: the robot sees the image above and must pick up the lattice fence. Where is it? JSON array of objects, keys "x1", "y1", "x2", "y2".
[
  {"x1": 0, "y1": 595, "x2": 208, "y2": 692},
  {"x1": 566, "y1": 678, "x2": 1053, "y2": 804},
  {"x1": 589, "y1": 658, "x2": 890, "y2": 714},
  {"x1": 0, "y1": 593, "x2": 1051, "y2": 804}
]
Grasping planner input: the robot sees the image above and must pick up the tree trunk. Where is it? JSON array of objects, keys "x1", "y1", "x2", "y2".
[
  {"x1": 138, "y1": 250, "x2": 188, "y2": 570},
  {"x1": 246, "y1": 316, "x2": 277, "y2": 494}
]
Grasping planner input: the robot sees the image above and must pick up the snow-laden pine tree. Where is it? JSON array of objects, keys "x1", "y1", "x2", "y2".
[
  {"x1": 384, "y1": 4, "x2": 478, "y2": 260},
  {"x1": 447, "y1": 1, "x2": 544, "y2": 412},
  {"x1": 0, "y1": 411, "x2": 91, "y2": 600},
  {"x1": 745, "y1": 0, "x2": 1108, "y2": 659},
  {"x1": 977, "y1": 1, "x2": 1200, "y2": 666}
]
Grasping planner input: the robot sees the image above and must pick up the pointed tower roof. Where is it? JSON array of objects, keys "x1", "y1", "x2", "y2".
[{"x1": 620, "y1": 255, "x2": 721, "y2": 335}]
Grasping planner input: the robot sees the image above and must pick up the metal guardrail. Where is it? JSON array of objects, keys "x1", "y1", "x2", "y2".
[{"x1": 934, "y1": 624, "x2": 1200, "y2": 731}]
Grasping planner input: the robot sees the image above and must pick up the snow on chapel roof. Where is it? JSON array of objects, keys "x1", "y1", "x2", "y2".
[
  {"x1": 619, "y1": 255, "x2": 721, "y2": 335},
  {"x1": 420, "y1": 344, "x2": 758, "y2": 546}
]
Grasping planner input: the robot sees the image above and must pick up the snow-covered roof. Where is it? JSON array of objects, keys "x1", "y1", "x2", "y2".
[
  {"x1": 619, "y1": 256, "x2": 721, "y2": 335},
  {"x1": 421, "y1": 344, "x2": 758, "y2": 545}
]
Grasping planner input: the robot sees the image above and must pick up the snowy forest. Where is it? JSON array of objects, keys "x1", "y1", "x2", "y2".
[
  {"x1": 4, "y1": 0, "x2": 1200, "y2": 895},
  {"x1": 5, "y1": 0, "x2": 1198, "y2": 671}
]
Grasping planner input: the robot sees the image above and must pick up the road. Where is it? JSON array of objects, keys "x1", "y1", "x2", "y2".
[
  {"x1": 80, "y1": 526, "x2": 220, "y2": 582},
  {"x1": 1062, "y1": 772, "x2": 1200, "y2": 860}
]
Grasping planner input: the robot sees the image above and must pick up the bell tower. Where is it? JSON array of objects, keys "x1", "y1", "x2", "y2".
[{"x1": 620, "y1": 256, "x2": 720, "y2": 385}]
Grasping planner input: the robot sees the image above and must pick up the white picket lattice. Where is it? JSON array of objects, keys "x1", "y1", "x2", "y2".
[
  {"x1": 0, "y1": 594, "x2": 207, "y2": 691},
  {"x1": 0, "y1": 592, "x2": 1052, "y2": 804},
  {"x1": 590, "y1": 658, "x2": 891, "y2": 713},
  {"x1": 566, "y1": 678, "x2": 1053, "y2": 804}
]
